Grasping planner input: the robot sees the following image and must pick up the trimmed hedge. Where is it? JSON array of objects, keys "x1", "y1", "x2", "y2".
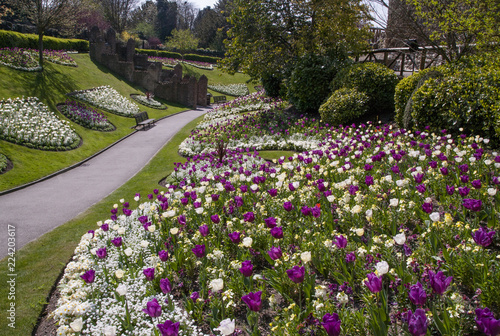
[
  {"x1": 332, "y1": 62, "x2": 399, "y2": 116},
  {"x1": 136, "y1": 48, "x2": 221, "y2": 64},
  {"x1": 319, "y1": 88, "x2": 369, "y2": 125},
  {"x1": 0, "y1": 30, "x2": 88, "y2": 52}
]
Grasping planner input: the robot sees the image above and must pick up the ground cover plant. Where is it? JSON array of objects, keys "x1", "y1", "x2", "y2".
[
  {"x1": 58, "y1": 100, "x2": 115, "y2": 132},
  {"x1": 208, "y1": 83, "x2": 249, "y2": 97},
  {"x1": 0, "y1": 97, "x2": 80, "y2": 150},
  {"x1": 53, "y1": 91, "x2": 500, "y2": 335},
  {"x1": 0, "y1": 47, "x2": 77, "y2": 71},
  {"x1": 69, "y1": 86, "x2": 140, "y2": 117}
]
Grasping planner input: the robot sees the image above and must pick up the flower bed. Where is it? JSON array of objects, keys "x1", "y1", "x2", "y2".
[
  {"x1": 57, "y1": 101, "x2": 115, "y2": 132},
  {"x1": 0, "y1": 153, "x2": 8, "y2": 173},
  {"x1": 0, "y1": 97, "x2": 80, "y2": 150},
  {"x1": 131, "y1": 94, "x2": 167, "y2": 110},
  {"x1": 55, "y1": 107, "x2": 500, "y2": 335},
  {"x1": 69, "y1": 86, "x2": 140, "y2": 117},
  {"x1": 148, "y1": 57, "x2": 214, "y2": 70},
  {"x1": 0, "y1": 47, "x2": 77, "y2": 71},
  {"x1": 208, "y1": 83, "x2": 249, "y2": 97}
]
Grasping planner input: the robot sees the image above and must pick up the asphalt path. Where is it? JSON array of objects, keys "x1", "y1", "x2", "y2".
[{"x1": 0, "y1": 107, "x2": 208, "y2": 260}]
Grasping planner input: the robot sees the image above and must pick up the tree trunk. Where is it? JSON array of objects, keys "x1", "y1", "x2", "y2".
[{"x1": 38, "y1": 31, "x2": 44, "y2": 71}]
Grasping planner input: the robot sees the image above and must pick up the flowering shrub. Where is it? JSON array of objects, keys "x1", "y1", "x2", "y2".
[
  {"x1": 208, "y1": 83, "x2": 249, "y2": 97},
  {"x1": 0, "y1": 97, "x2": 80, "y2": 150},
  {"x1": 58, "y1": 101, "x2": 114, "y2": 132},
  {"x1": 0, "y1": 47, "x2": 77, "y2": 71},
  {"x1": 56, "y1": 103, "x2": 500, "y2": 335},
  {"x1": 131, "y1": 94, "x2": 166, "y2": 110},
  {"x1": 0, "y1": 153, "x2": 7, "y2": 173},
  {"x1": 70, "y1": 86, "x2": 140, "y2": 117},
  {"x1": 319, "y1": 88, "x2": 369, "y2": 125}
]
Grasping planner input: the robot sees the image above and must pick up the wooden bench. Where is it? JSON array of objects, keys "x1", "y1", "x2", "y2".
[
  {"x1": 134, "y1": 111, "x2": 156, "y2": 130},
  {"x1": 213, "y1": 95, "x2": 227, "y2": 104}
]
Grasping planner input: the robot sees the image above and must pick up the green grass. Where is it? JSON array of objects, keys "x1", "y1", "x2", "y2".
[
  {"x1": 0, "y1": 54, "x2": 188, "y2": 192},
  {"x1": 0, "y1": 115, "x2": 204, "y2": 336},
  {"x1": 258, "y1": 150, "x2": 297, "y2": 161}
]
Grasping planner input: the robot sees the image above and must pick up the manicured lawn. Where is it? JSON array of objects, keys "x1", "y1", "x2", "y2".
[
  {"x1": 0, "y1": 54, "x2": 188, "y2": 192},
  {"x1": 0, "y1": 115, "x2": 204, "y2": 336}
]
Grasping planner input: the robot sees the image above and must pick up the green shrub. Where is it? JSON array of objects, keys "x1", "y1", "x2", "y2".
[
  {"x1": 0, "y1": 30, "x2": 88, "y2": 52},
  {"x1": 261, "y1": 73, "x2": 285, "y2": 98},
  {"x1": 411, "y1": 66, "x2": 500, "y2": 141},
  {"x1": 319, "y1": 88, "x2": 369, "y2": 125},
  {"x1": 183, "y1": 53, "x2": 220, "y2": 64},
  {"x1": 288, "y1": 51, "x2": 349, "y2": 113},
  {"x1": 332, "y1": 62, "x2": 399, "y2": 116}
]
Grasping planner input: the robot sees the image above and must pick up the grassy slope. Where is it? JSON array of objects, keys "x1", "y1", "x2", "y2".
[
  {"x1": 0, "y1": 115, "x2": 204, "y2": 336},
  {"x1": 0, "y1": 55, "x2": 185, "y2": 191}
]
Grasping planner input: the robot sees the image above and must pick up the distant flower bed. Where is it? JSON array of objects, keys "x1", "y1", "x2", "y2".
[
  {"x1": 58, "y1": 100, "x2": 115, "y2": 132},
  {"x1": 0, "y1": 47, "x2": 77, "y2": 71},
  {"x1": 131, "y1": 94, "x2": 167, "y2": 110},
  {"x1": 149, "y1": 56, "x2": 213, "y2": 70},
  {"x1": 0, "y1": 97, "x2": 80, "y2": 150},
  {"x1": 0, "y1": 153, "x2": 8, "y2": 173},
  {"x1": 208, "y1": 83, "x2": 249, "y2": 97},
  {"x1": 70, "y1": 86, "x2": 140, "y2": 117}
]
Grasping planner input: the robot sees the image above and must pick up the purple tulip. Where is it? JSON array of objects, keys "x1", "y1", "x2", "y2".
[
  {"x1": 228, "y1": 231, "x2": 241, "y2": 244},
  {"x1": 143, "y1": 268, "x2": 155, "y2": 281},
  {"x1": 408, "y1": 282, "x2": 427, "y2": 306},
  {"x1": 80, "y1": 269, "x2": 95, "y2": 284},
  {"x1": 334, "y1": 235, "x2": 347, "y2": 249},
  {"x1": 472, "y1": 226, "x2": 496, "y2": 247},
  {"x1": 177, "y1": 214, "x2": 186, "y2": 226},
  {"x1": 416, "y1": 184, "x2": 426, "y2": 193},
  {"x1": 243, "y1": 212, "x2": 255, "y2": 223},
  {"x1": 264, "y1": 217, "x2": 277, "y2": 228},
  {"x1": 365, "y1": 175, "x2": 374, "y2": 186},
  {"x1": 322, "y1": 313, "x2": 341, "y2": 336},
  {"x1": 414, "y1": 173, "x2": 424, "y2": 183},
  {"x1": 345, "y1": 252, "x2": 356, "y2": 263},
  {"x1": 199, "y1": 225, "x2": 209, "y2": 237},
  {"x1": 270, "y1": 226, "x2": 284, "y2": 239},
  {"x1": 101, "y1": 223, "x2": 109, "y2": 231},
  {"x1": 364, "y1": 273, "x2": 382, "y2": 293},
  {"x1": 160, "y1": 278, "x2": 172, "y2": 294},
  {"x1": 440, "y1": 167, "x2": 449, "y2": 175},
  {"x1": 421, "y1": 202, "x2": 433, "y2": 214},
  {"x1": 301, "y1": 206, "x2": 312, "y2": 216},
  {"x1": 241, "y1": 291, "x2": 262, "y2": 311},
  {"x1": 239, "y1": 260, "x2": 253, "y2": 277},
  {"x1": 475, "y1": 308, "x2": 500, "y2": 336},
  {"x1": 96, "y1": 247, "x2": 107, "y2": 259},
  {"x1": 158, "y1": 250, "x2": 169, "y2": 262},
  {"x1": 463, "y1": 198, "x2": 482, "y2": 212},
  {"x1": 192, "y1": 244, "x2": 206, "y2": 258},
  {"x1": 288, "y1": 183, "x2": 296, "y2": 191},
  {"x1": 268, "y1": 246, "x2": 283, "y2": 260},
  {"x1": 428, "y1": 270, "x2": 452, "y2": 295},
  {"x1": 286, "y1": 265, "x2": 305, "y2": 283},
  {"x1": 446, "y1": 185, "x2": 455, "y2": 195},
  {"x1": 138, "y1": 215, "x2": 148, "y2": 224},
  {"x1": 268, "y1": 188, "x2": 278, "y2": 197},
  {"x1": 283, "y1": 201, "x2": 293, "y2": 211},
  {"x1": 311, "y1": 206, "x2": 321, "y2": 218},
  {"x1": 157, "y1": 320, "x2": 180, "y2": 336},
  {"x1": 459, "y1": 186, "x2": 470, "y2": 197},
  {"x1": 190, "y1": 291, "x2": 199, "y2": 301},
  {"x1": 111, "y1": 237, "x2": 122, "y2": 247},
  {"x1": 406, "y1": 309, "x2": 428, "y2": 336},
  {"x1": 143, "y1": 298, "x2": 162, "y2": 318},
  {"x1": 472, "y1": 179, "x2": 482, "y2": 189}
]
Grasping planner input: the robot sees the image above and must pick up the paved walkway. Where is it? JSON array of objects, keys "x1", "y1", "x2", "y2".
[{"x1": 0, "y1": 107, "x2": 208, "y2": 260}]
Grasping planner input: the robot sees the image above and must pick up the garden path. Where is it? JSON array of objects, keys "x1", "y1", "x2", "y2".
[{"x1": 0, "y1": 107, "x2": 209, "y2": 260}]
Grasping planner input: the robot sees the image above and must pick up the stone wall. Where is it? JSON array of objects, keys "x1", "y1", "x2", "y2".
[{"x1": 89, "y1": 27, "x2": 207, "y2": 109}]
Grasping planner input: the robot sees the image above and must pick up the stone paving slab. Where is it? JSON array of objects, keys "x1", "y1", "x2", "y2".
[{"x1": 0, "y1": 107, "x2": 208, "y2": 260}]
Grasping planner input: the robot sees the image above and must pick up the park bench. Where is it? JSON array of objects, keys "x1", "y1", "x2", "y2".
[
  {"x1": 213, "y1": 95, "x2": 227, "y2": 104},
  {"x1": 134, "y1": 111, "x2": 156, "y2": 130}
]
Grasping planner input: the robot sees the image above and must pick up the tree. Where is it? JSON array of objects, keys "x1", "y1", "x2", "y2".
[
  {"x1": 164, "y1": 28, "x2": 198, "y2": 53},
  {"x1": 220, "y1": 0, "x2": 372, "y2": 81},
  {"x1": 14, "y1": 0, "x2": 81, "y2": 70},
  {"x1": 193, "y1": 6, "x2": 221, "y2": 48},
  {"x1": 175, "y1": 0, "x2": 196, "y2": 30},
  {"x1": 156, "y1": 0, "x2": 177, "y2": 41},
  {"x1": 130, "y1": 0, "x2": 157, "y2": 39},
  {"x1": 99, "y1": 0, "x2": 139, "y2": 33}
]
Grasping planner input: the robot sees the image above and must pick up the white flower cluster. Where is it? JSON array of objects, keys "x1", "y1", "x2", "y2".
[
  {"x1": 72, "y1": 86, "x2": 140, "y2": 117},
  {"x1": 0, "y1": 97, "x2": 79, "y2": 149},
  {"x1": 208, "y1": 83, "x2": 249, "y2": 97},
  {"x1": 132, "y1": 95, "x2": 163, "y2": 108}
]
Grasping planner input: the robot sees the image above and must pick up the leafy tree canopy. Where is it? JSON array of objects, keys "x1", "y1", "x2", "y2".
[{"x1": 164, "y1": 28, "x2": 199, "y2": 53}]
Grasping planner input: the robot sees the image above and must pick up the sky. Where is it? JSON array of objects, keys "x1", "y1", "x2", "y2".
[{"x1": 185, "y1": 0, "x2": 218, "y2": 10}]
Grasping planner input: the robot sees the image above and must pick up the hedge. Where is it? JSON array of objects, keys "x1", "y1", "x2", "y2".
[
  {"x1": 0, "y1": 30, "x2": 88, "y2": 52},
  {"x1": 135, "y1": 48, "x2": 221, "y2": 64},
  {"x1": 319, "y1": 88, "x2": 369, "y2": 126}
]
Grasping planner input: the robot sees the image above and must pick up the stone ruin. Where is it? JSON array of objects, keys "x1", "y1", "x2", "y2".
[{"x1": 89, "y1": 27, "x2": 207, "y2": 109}]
